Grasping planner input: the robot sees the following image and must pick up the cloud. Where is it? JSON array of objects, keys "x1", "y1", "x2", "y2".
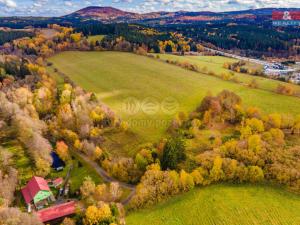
[
  {"x1": 64, "y1": 1, "x2": 73, "y2": 6},
  {"x1": 128, "y1": 0, "x2": 300, "y2": 13},
  {"x1": 1, "y1": 0, "x2": 300, "y2": 16},
  {"x1": 112, "y1": 0, "x2": 133, "y2": 3},
  {"x1": 0, "y1": 0, "x2": 17, "y2": 8}
]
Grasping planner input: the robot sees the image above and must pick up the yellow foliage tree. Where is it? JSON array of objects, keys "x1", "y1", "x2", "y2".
[
  {"x1": 84, "y1": 203, "x2": 112, "y2": 225},
  {"x1": 247, "y1": 134, "x2": 262, "y2": 152},
  {"x1": 93, "y1": 146, "x2": 103, "y2": 160},
  {"x1": 70, "y1": 33, "x2": 82, "y2": 43}
]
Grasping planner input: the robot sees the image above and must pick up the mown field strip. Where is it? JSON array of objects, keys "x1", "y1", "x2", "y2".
[{"x1": 126, "y1": 184, "x2": 300, "y2": 225}]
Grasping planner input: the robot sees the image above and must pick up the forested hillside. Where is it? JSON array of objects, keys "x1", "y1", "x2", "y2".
[
  {"x1": 0, "y1": 30, "x2": 34, "y2": 45},
  {"x1": 160, "y1": 23, "x2": 300, "y2": 58}
]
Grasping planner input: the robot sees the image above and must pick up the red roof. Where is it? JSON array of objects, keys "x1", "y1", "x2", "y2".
[
  {"x1": 37, "y1": 201, "x2": 76, "y2": 222},
  {"x1": 53, "y1": 177, "x2": 63, "y2": 186},
  {"x1": 21, "y1": 176, "x2": 51, "y2": 204}
]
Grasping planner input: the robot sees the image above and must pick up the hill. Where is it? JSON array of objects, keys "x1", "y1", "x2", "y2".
[
  {"x1": 63, "y1": 6, "x2": 300, "y2": 24},
  {"x1": 68, "y1": 6, "x2": 137, "y2": 21},
  {"x1": 48, "y1": 51, "x2": 300, "y2": 156},
  {"x1": 127, "y1": 184, "x2": 300, "y2": 225},
  {"x1": 1, "y1": 7, "x2": 300, "y2": 28}
]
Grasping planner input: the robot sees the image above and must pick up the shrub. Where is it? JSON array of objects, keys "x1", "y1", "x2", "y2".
[{"x1": 276, "y1": 84, "x2": 295, "y2": 96}]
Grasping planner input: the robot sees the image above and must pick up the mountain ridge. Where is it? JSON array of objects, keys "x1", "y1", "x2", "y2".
[{"x1": 63, "y1": 6, "x2": 300, "y2": 24}]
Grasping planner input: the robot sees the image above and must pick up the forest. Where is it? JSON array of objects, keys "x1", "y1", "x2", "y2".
[
  {"x1": 159, "y1": 23, "x2": 300, "y2": 58},
  {"x1": 0, "y1": 30, "x2": 34, "y2": 45}
]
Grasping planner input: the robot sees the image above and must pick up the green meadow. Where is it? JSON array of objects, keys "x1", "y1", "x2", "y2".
[
  {"x1": 126, "y1": 184, "x2": 300, "y2": 225},
  {"x1": 48, "y1": 51, "x2": 300, "y2": 155}
]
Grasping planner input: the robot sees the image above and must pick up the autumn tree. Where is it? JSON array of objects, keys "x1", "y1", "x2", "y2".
[
  {"x1": 0, "y1": 150, "x2": 18, "y2": 207},
  {"x1": 276, "y1": 84, "x2": 295, "y2": 96},
  {"x1": 209, "y1": 156, "x2": 225, "y2": 182},
  {"x1": 248, "y1": 166, "x2": 264, "y2": 183},
  {"x1": 80, "y1": 176, "x2": 96, "y2": 200},
  {"x1": 61, "y1": 217, "x2": 76, "y2": 225},
  {"x1": 84, "y1": 203, "x2": 112, "y2": 225},
  {"x1": 179, "y1": 170, "x2": 195, "y2": 191},
  {"x1": 0, "y1": 208, "x2": 43, "y2": 225},
  {"x1": 56, "y1": 141, "x2": 70, "y2": 162}
]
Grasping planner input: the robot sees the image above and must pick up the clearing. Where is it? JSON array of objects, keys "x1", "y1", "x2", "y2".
[
  {"x1": 87, "y1": 35, "x2": 106, "y2": 43},
  {"x1": 48, "y1": 51, "x2": 300, "y2": 156}
]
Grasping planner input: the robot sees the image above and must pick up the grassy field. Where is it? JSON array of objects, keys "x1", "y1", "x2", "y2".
[
  {"x1": 154, "y1": 54, "x2": 300, "y2": 94},
  {"x1": 127, "y1": 184, "x2": 300, "y2": 225},
  {"x1": 2, "y1": 140, "x2": 34, "y2": 186},
  {"x1": 49, "y1": 152, "x2": 103, "y2": 193},
  {"x1": 87, "y1": 35, "x2": 106, "y2": 43},
  {"x1": 48, "y1": 51, "x2": 300, "y2": 155}
]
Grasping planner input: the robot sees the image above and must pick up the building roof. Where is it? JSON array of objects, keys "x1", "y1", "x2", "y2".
[
  {"x1": 53, "y1": 177, "x2": 63, "y2": 186},
  {"x1": 21, "y1": 176, "x2": 51, "y2": 204},
  {"x1": 37, "y1": 201, "x2": 76, "y2": 223}
]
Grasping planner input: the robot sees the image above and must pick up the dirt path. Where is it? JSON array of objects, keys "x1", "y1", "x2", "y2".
[{"x1": 72, "y1": 150, "x2": 136, "y2": 205}]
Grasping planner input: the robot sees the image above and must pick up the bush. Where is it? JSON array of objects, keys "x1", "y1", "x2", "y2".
[{"x1": 276, "y1": 84, "x2": 295, "y2": 96}]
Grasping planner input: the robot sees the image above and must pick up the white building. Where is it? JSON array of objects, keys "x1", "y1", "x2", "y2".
[
  {"x1": 290, "y1": 73, "x2": 300, "y2": 84},
  {"x1": 264, "y1": 64, "x2": 295, "y2": 79}
]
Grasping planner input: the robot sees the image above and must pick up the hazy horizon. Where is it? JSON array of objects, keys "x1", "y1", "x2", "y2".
[{"x1": 0, "y1": 0, "x2": 300, "y2": 17}]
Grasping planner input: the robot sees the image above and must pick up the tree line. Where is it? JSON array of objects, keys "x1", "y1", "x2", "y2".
[{"x1": 0, "y1": 30, "x2": 34, "y2": 45}]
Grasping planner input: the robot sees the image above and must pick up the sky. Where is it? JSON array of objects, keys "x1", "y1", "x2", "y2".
[{"x1": 0, "y1": 0, "x2": 299, "y2": 16}]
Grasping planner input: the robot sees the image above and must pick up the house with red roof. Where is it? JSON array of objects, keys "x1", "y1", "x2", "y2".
[
  {"x1": 36, "y1": 201, "x2": 76, "y2": 223},
  {"x1": 21, "y1": 176, "x2": 55, "y2": 209}
]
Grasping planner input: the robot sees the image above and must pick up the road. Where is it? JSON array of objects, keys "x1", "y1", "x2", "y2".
[
  {"x1": 203, "y1": 47, "x2": 271, "y2": 66},
  {"x1": 72, "y1": 150, "x2": 136, "y2": 205},
  {"x1": 201, "y1": 46, "x2": 297, "y2": 74}
]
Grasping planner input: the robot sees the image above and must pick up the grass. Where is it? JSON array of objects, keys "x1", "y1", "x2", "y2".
[
  {"x1": 154, "y1": 54, "x2": 300, "y2": 94},
  {"x1": 126, "y1": 184, "x2": 300, "y2": 225},
  {"x1": 47, "y1": 66, "x2": 65, "y2": 87},
  {"x1": 49, "y1": 151, "x2": 103, "y2": 193},
  {"x1": 69, "y1": 152, "x2": 102, "y2": 192},
  {"x1": 2, "y1": 140, "x2": 34, "y2": 186},
  {"x1": 48, "y1": 51, "x2": 300, "y2": 156},
  {"x1": 87, "y1": 35, "x2": 106, "y2": 43}
]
